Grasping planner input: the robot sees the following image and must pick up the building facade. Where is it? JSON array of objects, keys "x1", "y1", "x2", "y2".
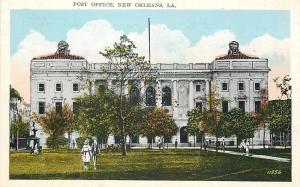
[{"x1": 30, "y1": 41, "x2": 271, "y2": 147}]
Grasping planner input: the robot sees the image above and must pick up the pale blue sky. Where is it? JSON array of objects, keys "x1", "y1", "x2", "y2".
[{"x1": 11, "y1": 10, "x2": 290, "y2": 54}]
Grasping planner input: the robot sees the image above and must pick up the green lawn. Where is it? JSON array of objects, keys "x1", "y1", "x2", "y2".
[{"x1": 10, "y1": 149, "x2": 291, "y2": 181}]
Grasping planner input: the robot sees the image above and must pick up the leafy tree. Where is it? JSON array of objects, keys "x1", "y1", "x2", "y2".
[
  {"x1": 273, "y1": 75, "x2": 291, "y2": 99},
  {"x1": 201, "y1": 82, "x2": 225, "y2": 152},
  {"x1": 99, "y1": 35, "x2": 154, "y2": 155},
  {"x1": 268, "y1": 99, "x2": 291, "y2": 148},
  {"x1": 223, "y1": 109, "x2": 259, "y2": 148},
  {"x1": 74, "y1": 87, "x2": 116, "y2": 148},
  {"x1": 187, "y1": 108, "x2": 207, "y2": 148},
  {"x1": 142, "y1": 107, "x2": 178, "y2": 150},
  {"x1": 254, "y1": 88, "x2": 269, "y2": 149},
  {"x1": 10, "y1": 86, "x2": 22, "y2": 101},
  {"x1": 10, "y1": 116, "x2": 29, "y2": 151},
  {"x1": 33, "y1": 103, "x2": 73, "y2": 149}
]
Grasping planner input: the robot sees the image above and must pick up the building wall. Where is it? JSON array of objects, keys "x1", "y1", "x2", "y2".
[{"x1": 31, "y1": 57, "x2": 270, "y2": 147}]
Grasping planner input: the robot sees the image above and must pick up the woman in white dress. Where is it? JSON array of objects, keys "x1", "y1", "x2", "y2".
[{"x1": 81, "y1": 139, "x2": 91, "y2": 170}]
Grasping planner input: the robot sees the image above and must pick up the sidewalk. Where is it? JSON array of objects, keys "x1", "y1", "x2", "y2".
[
  {"x1": 131, "y1": 146, "x2": 291, "y2": 163},
  {"x1": 206, "y1": 148, "x2": 291, "y2": 163}
]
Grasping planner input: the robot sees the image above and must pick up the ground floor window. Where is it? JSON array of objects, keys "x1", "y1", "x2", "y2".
[{"x1": 180, "y1": 126, "x2": 188, "y2": 143}]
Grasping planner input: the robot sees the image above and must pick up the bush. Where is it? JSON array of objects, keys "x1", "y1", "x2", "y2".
[{"x1": 46, "y1": 136, "x2": 68, "y2": 149}]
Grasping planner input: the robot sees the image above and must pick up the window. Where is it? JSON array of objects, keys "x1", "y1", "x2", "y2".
[
  {"x1": 238, "y1": 82, "x2": 244, "y2": 91},
  {"x1": 56, "y1": 83, "x2": 62, "y2": 92},
  {"x1": 222, "y1": 101, "x2": 229, "y2": 113},
  {"x1": 73, "y1": 102, "x2": 79, "y2": 114},
  {"x1": 238, "y1": 101, "x2": 245, "y2": 112},
  {"x1": 196, "y1": 102, "x2": 203, "y2": 112},
  {"x1": 255, "y1": 83, "x2": 260, "y2": 91},
  {"x1": 130, "y1": 134, "x2": 139, "y2": 144},
  {"x1": 162, "y1": 87, "x2": 172, "y2": 106},
  {"x1": 73, "y1": 83, "x2": 79, "y2": 92},
  {"x1": 129, "y1": 86, "x2": 140, "y2": 105},
  {"x1": 55, "y1": 102, "x2": 62, "y2": 112},
  {"x1": 222, "y1": 83, "x2": 228, "y2": 91},
  {"x1": 146, "y1": 86, "x2": 156, "y2": 106},
  {"x1": 38, "y1": 83, "x2": 45, "y2": 92},
  {"x1": 255, "y1": 101, "x2": 261, "y2": 113},
  {"x1": 38, "y1": 102, "x2": 45, "y2": 114},
  {"x1": 196, "y1": 85, "x2": 201, "y2": 92}
]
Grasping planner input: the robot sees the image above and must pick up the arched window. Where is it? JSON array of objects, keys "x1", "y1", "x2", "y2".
[
  {"x1": 129, "y1": 86, "x2": 140, "y2": 105},
  {"x1": 162, "y1": 87, "x2": 172, "y2": 106},
  {"x1": 146, "y1": 86, "x2": 156, "y2": 106},
  {"x1": 180, "y1": 126, "x2": 188, "y2": 143}
]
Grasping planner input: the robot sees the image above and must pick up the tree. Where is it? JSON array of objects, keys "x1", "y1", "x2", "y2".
[
  {"x1": 201, "y1": 82, "x2": 225, "y2": 153},
  {"x1": 33, "y1": 103, "x2": 73, "y2": 149},
  {"x1": 142, "y1": 107, "x2": 178, "y2": 150},
  {"x1": 99, "y1": 35, "x2": 154, "y2": 155},
  {"x1": 10, "y1": 86, "x2": 22, "y2": 101},
  {"x1": 187, "y1": 108, "x2": 207, "y2": 149},
  {"x1": 223, "y1": 109, "x2": 259, "y2": 148},
  {"x1": 268, "y1": 99, "x2": 291, "y2": 148},
  {"x1": 254, "y1": 88, "x2": 269, "y2": 149},
  {"x1": 74, "y1": 86, "x2": 115, "y2": 149},
  {"x1": 273, "y1": 75, "x2": 291, "y2": 99},
  {"x1": 10, "y1": 116, "x2": 29, "y2": 151}
]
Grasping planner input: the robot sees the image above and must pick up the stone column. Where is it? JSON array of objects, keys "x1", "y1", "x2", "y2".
[
  {"x1": 205, "y1": 79, "x2": 210, "y2": 96},
  {"x1": 156, "y1": 80, "x2": 162, "y2": 107},
  {"x1": 124, "y1": 80, "x2": 129, "y2": 96},
  {"x1": 108, "y1": 79, "x2": 112, "y2": 90},
  {"x1": 173, "y1": 80, "x2": 178, "y2": 117},
  {"x1": 189, "y1": 80, "x2": 194, "y2": 110},
  {"x1": 92, "y1": 80, "x2": 96, "y2": 95}
]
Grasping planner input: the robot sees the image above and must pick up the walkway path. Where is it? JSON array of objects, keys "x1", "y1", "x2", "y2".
[
  {"x1": 206, "y1": 148, "x2": 291, "y2": 163},
  {"x1": 132, "y1": 146, "x2": 291, "y2": 163}
]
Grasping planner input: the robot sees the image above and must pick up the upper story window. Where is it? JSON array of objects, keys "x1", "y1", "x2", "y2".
[
  {"x1": 222, "y1": 83, "x2": 228, "y2": 91},
  {"x1": 73, "y1": 83, "x2": 79, "y2": 92},
  {"x1": 146, "y1": 86, "x2": 156, "y2": 106},
  {"x1": 196, "y1": 84, "x2": 201, "y2": 92},
  {"x1": 255, "y1": 83, "x2": 260, "y2": 91},
  {"x1": 38, "y1": 83, "x2": 45, "y2": 92},
  {"x1": 238, "y1": 82, "x2": 244, "y2": 91},
  {"x1": 38, "y1": 102, "x2": 45, "y2": 114},
  {"x1": 129, "y1": 86, "x2": 140, "y2": 105},
  {"x1": 56, "y1": 83, "x2": 62, "y2": 92},
  {"x1": 162, "y1": 87, "x2": 172, "y2": 106}
]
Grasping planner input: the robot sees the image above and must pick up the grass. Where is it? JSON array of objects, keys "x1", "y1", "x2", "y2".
[{"x1": 10, "y1": 149, "x2": 291, "y2": 181}]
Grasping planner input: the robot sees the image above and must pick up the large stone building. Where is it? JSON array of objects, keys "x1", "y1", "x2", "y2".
[{"x1": 30, "y1": 41, "x2": 271, "y2": 147}]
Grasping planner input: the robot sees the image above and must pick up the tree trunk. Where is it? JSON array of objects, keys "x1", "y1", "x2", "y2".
[
  {"x1": 68, "y1": 132, "x2": 71, "y2": 149},
  {"x1": 284, "y1": 132, "x2": 287, "y2": 149},
  {"x1": 263, "y1": 123, "x2": 266, "y2": 149},
  {"x1": 215, "y1": 136, "x2": 218, "y2": 153},
  {"x1": 236, "y1": 137, "x2": 239, "y2": 149},
  {"x1": 16, "y1": 130, "x2": 19, "y2": 151},
  {"x1": 201, "y1": 135, "x2": 204, "y2": 150},
  {"x1": 194, "y1": 133, "x2": 196, "y2": 147}
]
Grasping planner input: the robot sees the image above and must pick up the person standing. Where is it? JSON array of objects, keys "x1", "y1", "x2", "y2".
[
  {"x1": 175, "y1": 139, "x2": 178, "y2": 149},
  {"x1": 81, "y1": 139, "x2": 91, "y2": 170},
  {"x1": 222, "y1": 139, "x2": 225, "y2": 152},
  {"x1": 245, "y1": 139, "x2": 250, "y2": 156},
  {"x1": 91, "y1": 138, "x2": 100, "y2": 170}
]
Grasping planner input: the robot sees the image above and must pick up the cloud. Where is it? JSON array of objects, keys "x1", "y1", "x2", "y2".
[
  {"x1": 11, "y1": 19, "x2": 289, "y2": 102},
  {"x1": 11, "y1": 30, "x2": 57, "y2": 102}
]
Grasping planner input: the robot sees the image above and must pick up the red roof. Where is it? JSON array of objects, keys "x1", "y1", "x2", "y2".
[
  {"x1": 33, "y1": 53, "x2": 85, "y2": 60},
  {"x1": 215, "y1": 52, "x2": 259, "y2": 60}
]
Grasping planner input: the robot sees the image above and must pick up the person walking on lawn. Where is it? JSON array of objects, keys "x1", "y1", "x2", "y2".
[
  {"x1": 91, "y1": 137, "x2": 100, "y2": 170},
  {"x1": 81, "y1": 139, "x2": 92, "y2": 170}
]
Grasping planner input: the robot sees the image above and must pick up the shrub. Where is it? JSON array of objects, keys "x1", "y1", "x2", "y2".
[{"x1": 46, "y1": 136, "x2": 68, "y2": 149}]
